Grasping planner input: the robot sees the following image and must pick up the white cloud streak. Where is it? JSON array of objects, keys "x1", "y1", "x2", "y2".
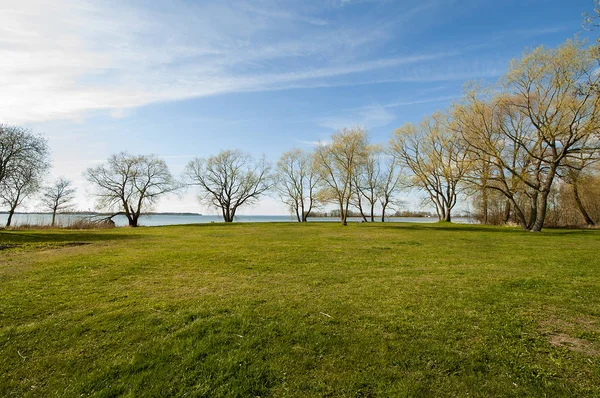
[{"x1": 0, "y1": 0, "x2": 479, "y2": 124}]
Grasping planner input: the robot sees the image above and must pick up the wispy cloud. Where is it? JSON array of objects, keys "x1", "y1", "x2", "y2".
[
  {"x1": 296, "y1": 139, "x2": 331, "y2": 147},
  {"x1": 385, "y1": 95, "x2": 460, "y2": 108},
  {"x1": 317, "y1": 94, "x2": 461, "y2": 131},
  {"x1": 318, "y1": 103, "x2": 396, "y2": 130},
  {"x1": 0, "y1": 0, "x2": 467, "y2": 124}
]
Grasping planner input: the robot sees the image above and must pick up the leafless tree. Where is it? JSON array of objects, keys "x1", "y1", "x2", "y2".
[
  {"x1": 377, "y1": 154, "x2": 404, "y2": 222},
  {"x1": 454, "y1": 91, "x2": 539, "y2": 230},
  {"x1": 314, "y1": 127, "x2": 369, "y2": 226},
  {"x1": 352, "y1": 145, "x2": 403, "y2": 222},
  {"x1": 558, "y1": 144, "x2": 599, "y2": 226},
  {"x1": 276, "y1": 149, "x2": 320, "y2": 222},
  {"x1": 0, "y1": 124, "x2": 49, "y2": 227},
  {"x1": 456, "y1": 41, "x2": 600, "y2": 231},
  {"x1": 391, "y1": 112, "x2": 470, "y2": 222},
  {"x1": 40, "y1": 177, "x2": 77, "y2": 227},
  {"x1": 352, "y1": 145, "x2": 380, "y2": 222},
  {"x1": 85, "y1": 152, "x2": 179, "y2": 227},
  {"x1": 184, "y1": 149, "x2": 274, "y2": 222},
  {"x1": 1, "y1": 165, "x2": 44, "y2": 227}
]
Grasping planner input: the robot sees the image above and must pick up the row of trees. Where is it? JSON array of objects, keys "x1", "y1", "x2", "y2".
[
  {"x1": 393, "y1": 41, "x2": 600, "y2": 231},
  {"x1": 2, "y1": 40, "x2": 599, "y2": 231},
  {"x1": 81, "y1": 131, "x2": 404, "y2": 227}
]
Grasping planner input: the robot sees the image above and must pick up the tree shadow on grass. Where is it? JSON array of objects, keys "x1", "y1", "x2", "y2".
[
  {"x1": 0, "y1": 230, "x2": 143, "y2": 244},
  {"x1": 368, "y1": 222, "x2": 600, "y2": 236}
]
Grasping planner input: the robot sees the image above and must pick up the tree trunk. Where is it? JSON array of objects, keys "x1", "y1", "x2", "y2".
[
  {"x1": 51, "y1": 210, "x2": 57, "y2": 227},
  {"x1": 573, "y1": 183, "x2": 596, "y2": 226},
  {"x1": 6, "y1": 207, "x2": 16, "y2": 227},
  {"x1": 340, "y1": 200, "x2": 348, "y2": 226},
  {"x1": 443, "y1": 207, "x2": 451, "y2": 222},
  {"x1": 222, "y1": 206, "x2": 234, "y2": 222},
  {"x1": 503, "y1": 200, "x2": 511, "y2": 224},
  {"x1": 370, "y1": 203, "x2": 375, "y2": 222},
  {"x1": 530, "y1": 190, "x2": 550, "y2": 232},
  {"x1": 356, "y1": 196, "x2": 368, "y2": 222},
  {"x1": 303, "y1": 198, "x2": 313, "y2": 222},
  {"x1": 128, "y1": 216, "x2": 138, "y2": 227},
  {"x1": 527, "y1": 192, "x2": 538, "y2": 230},
  {"x1": 381, "y1": 202, "x2": 387, "y2": 222},
  {"x1": 482, "y1": 188, "x2": 489, "y2": 225},
  {"x1": 530, "y1": 166, "x2": 558, "y2": 233}
]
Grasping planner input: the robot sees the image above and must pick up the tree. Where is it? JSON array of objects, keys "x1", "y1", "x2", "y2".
[
  {"x1": 184, "y1": 150, "x2": 273, "y2": 222},
  {"x1": 84, "y1": 152, "x2": 179, "y2": 227},
  {"x1": 559, "y1": 148, "x2": 598, "y2": 226},
  {"x1": 314, "y1": 127, "x2": 369, "y2": 226},
  {"x1": 352, "y1": 145, "x2": 403, "y2": 222},
  {"x1": 555, "y1": 163, "x2": 600, "y2": 226},
  {"x1": 456, "y1": 41, "x2": 600, "y2": 231},
  {"x1": 40, "y1": 177, "x2": 77, "y2": 227},
  {"x1": 377, "y1": 154, "x2": 404, "y2": 222},
  {"x1": 391, "y1": 112, "x2": 470, "y2": 222},
  {"x1": 1, "y1": 164, "x2": 44, "y2": 227},
  {"x1": 504, "y1": 41, "x2": 600, "y2": 231},
  {"x1": 0, "y1": 124, "x2": 50, "y2": 227},
  {"x1": 276, "y1": 149, "x2": 320, "y2": 222},
  {"x1": 453, "y1": 91, "x2": 539, "y2": 230},
  {"x1": 352, "y1": 145, "x2": 380, "y2": 222}
]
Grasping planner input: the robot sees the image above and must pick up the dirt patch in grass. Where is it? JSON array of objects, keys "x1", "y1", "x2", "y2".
[
  {"x1": 549, "y1": 333, "x2": 600, "y2": 357},
  {"x1": 0, "y1": 244, "x2": 18, "y2": 251},
  {"x1": 540, "y1": 315, "x2": 600, "y2": 357}
]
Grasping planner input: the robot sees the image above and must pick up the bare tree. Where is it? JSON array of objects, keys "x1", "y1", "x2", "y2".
[
  {"x1": 315, "y1": 126, "x2": 369, "y2": 226},
  {"x1": 40, "y1": 177, "x2": 77, "y2": 227},
  {"x1": 391, "y1": 112, "x2": 470, "y2": 222},
  {"x1": 352, "y1": 145, "x2": 403, "y2": 222},
  {"x1": 85, "y1": 152, "x2": 179, "y2": 227},
  {"x1": 453, "y1": 91, "x2": 539, "y2": 230},
  {"x1": 1, "y1": 165, "x2": 44, "y2": 227},
  {"x1": 456, "y1": 41, "x2": 600, "y2": 231},
  {"x1": 352, "y1": 145, "x2": 380, "y2": 222},
  {"x1": 276, "y1": 149, "x2": 320, "y2": 222},
  {"x1": 554, "y1": 162, "x2": 600, "y2": 226},
  {"x1": 503, "y1": 41, "x2": 600, "y2": 231},
  {"x1": 559, "y1": 145, "x2": 599, "y2": 226},
  {"x1": 184, "y1": 149, "x2": 273, "y2": 222},
  {"x1": 0, "y1": 124, "x2": 50, "y2": 227},
  {"x1": 377, "y1": 154, "x2": 403, "y2": 222}
]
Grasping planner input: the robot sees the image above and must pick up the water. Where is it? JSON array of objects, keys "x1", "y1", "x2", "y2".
[{"x1": 0, "y1": 213, "x2": 473, "y2": 227}]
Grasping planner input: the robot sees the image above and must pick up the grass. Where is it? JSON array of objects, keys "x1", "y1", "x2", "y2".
[{"x1": 1, "y1": 222, "x2": 599, "y2": 397}]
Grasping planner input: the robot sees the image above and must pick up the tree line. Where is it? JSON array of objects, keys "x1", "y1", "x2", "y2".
[{"x1": 1, "y1": 40, "x2": 599, "y2": 231}]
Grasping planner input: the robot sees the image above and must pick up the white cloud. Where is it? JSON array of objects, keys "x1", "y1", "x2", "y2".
[
  {"x1": 0, "y1": 0, "x2": 467, "y2": 124},
  {"x1": 318, "y1": 103, "x2": 396, "y2": 130},
  {"x1": 296, "y1": 139, "x2": 331, "y2": 147}
]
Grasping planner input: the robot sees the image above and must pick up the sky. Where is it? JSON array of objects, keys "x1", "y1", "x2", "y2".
[{"x1": 0, "y1": 0, "x2": 596, "y2": 215}]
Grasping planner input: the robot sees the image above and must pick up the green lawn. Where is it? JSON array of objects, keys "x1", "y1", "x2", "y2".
[{"x1": 1, "y1": 222, "x2": 599, "y2": 397}]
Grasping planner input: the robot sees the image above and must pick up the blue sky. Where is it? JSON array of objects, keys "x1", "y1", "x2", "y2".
[{"x1": 0, "y1": 0, "x2": 595, "y2": 214}]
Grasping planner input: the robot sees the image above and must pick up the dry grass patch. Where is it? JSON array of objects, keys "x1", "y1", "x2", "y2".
[
  {"x1": 548, "y1": 334, "x2": 600, "y2": 357},
  {"x1": 540, "y1": 315, "x2": 600, "y2": 357}
]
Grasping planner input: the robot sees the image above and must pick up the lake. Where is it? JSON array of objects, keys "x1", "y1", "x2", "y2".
[{"x1": 0, "y1": 213, "x2": 473, "y2": 227}]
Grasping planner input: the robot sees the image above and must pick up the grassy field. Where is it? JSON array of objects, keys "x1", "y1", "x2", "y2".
[{"x1": 1, "y1": 222, "x2": 599, "y2": 397}]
